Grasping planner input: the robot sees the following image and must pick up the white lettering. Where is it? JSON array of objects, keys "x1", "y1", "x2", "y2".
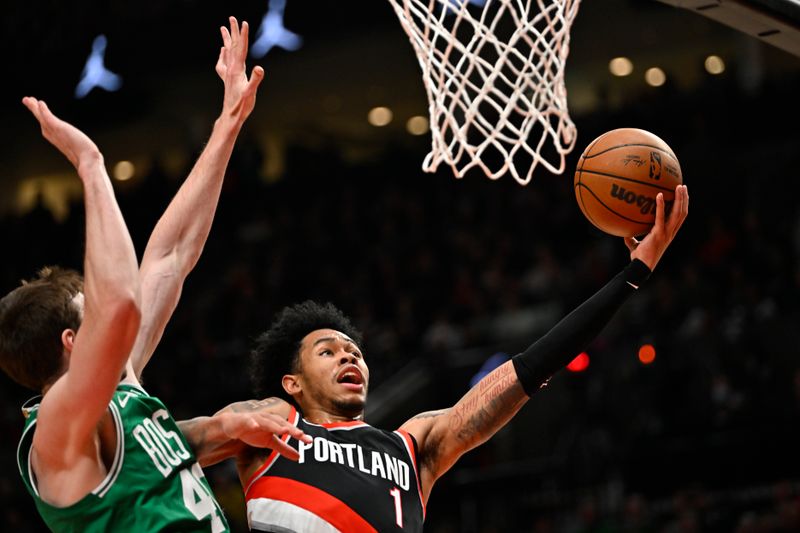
[
  {"x1": 133, "y1": 425, "x2": 172, "y2": 477},
  {"x1": 329, "y1": 441, "x2": 344, "y2": 465},
  {"x1": 314, "y1": 437, "x2": 329, "y2": 462},
  {"x1": 356, "y1": 446, "x2": 370, "y2": 474},
  {"x1": 133, "y1": 411, "x2": 195, "y2": 476},
  {"x1": 153, "y1": 410, "x2": 191, "y2": 460},
  {"x1": 398, "y1": 461, "x2": 410, "y2": 491},
  {"x1": 143, "y1": 418, "x2": 182, "y2": 467},
  {"x1": 298, "y1": 439, "x2": 313, "y2": 464},
  {"x1": 371, "y1": 451, "x2": 386, "y2": 479},
  {"x1": 297, "y1": 435, "x2": 413, "y2": 491},
  {"x1": 385, "y1": 453, "x2": 399, "y2": 485},
  {"x1": 340, "y1": 443, "x2": 356, "y2": 468}
]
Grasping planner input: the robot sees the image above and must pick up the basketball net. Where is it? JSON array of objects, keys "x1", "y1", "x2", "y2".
[{"x1": 388, "y1": 0, "x2": 581, "y2": 184}]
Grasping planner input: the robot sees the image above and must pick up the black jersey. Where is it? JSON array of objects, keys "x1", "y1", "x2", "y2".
[{"x1": 244, "y1": 406, "x2": 425, "y2": 532}]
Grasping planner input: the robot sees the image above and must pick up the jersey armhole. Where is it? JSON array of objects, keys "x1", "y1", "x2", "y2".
[
  {"x1": 17, "y1": 420, "x2": 39, "y2": 497},
  {"x1": 406, "y1": 432, "x2": 425, "y2": 500},
  {"x1": 20, "y1": 402, "x2": 124, "y2": 504}
]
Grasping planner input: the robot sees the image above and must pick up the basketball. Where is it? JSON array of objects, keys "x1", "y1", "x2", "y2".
[{"x1": 574, "y1": 128, "x2": 682, "y2": 237}]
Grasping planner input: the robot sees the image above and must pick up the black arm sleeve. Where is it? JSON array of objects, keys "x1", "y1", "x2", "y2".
[{"x1": 511, "y1": 259, "x2": 652, "y2": 396}]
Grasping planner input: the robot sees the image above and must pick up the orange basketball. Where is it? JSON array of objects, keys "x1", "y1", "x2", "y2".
[{"x1": 574, "y1": 128, "x2": 682, "y2": 237}]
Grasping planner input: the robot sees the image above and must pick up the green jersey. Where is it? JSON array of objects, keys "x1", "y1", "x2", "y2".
[{"x1": 17, "y1": 383, "x2": 229, "y2": 532}]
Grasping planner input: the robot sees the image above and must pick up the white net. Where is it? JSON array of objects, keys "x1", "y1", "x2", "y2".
[{"x1": 388, "y1": 0, "x2": 581, "y2": 184}]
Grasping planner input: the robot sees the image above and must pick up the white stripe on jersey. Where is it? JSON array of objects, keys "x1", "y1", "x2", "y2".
[
  {"x1": 94, "y1": 401, "x2": 125, "y2": 497},
  {"x1": 24, "y1": 422, "x2": 39, "y2": 497},
  {"x1": 22, "y1": 402, "x2": 126, "y2": 499},
  {"x1": 248, "y1": 497, "x2": 341, "y2": 533}
]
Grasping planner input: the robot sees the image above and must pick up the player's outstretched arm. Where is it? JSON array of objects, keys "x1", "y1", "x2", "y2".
[
  {"x1": 128, "y1": 16, "x2": 265, "y2": 378},
  {"x1": 400, "y1": 362, "x2": 528, "y2": 502},
  {"x1": 177, "y1": 398, "x2": 309, "y2": 468},
  {"x1": 23, "y1": 98, "x2": 142, "y2": 465},
  {"x1": 402, "y1": 185, "x2": 689, "y2": 502}
]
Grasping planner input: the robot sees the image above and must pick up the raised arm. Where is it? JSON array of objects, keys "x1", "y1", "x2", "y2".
[
  {"x1": 24, "y1": 97, "x2": 142, "y2": 460},
  {"x1": 402, "y1": 186, "x2": 689, "y2": 501},
  {"x1": 128, "y1": 16, "x2": 265, "y2": 378}
]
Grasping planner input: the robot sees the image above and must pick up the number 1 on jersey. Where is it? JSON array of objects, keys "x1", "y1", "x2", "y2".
[{"x1": 389, "y1": 486, "x2": 403, "y2": 528}]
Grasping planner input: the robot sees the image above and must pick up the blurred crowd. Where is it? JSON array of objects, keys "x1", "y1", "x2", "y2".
[{"x1": 1, "y1": 69, "x2": 799, "y2": 532}]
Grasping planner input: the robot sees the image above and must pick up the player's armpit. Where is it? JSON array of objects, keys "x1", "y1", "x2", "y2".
[{"x1": 400, "y1": 361, "x2": 528, "y2": 501}]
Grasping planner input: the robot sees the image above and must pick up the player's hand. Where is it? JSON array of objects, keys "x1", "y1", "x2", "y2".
[
  {"x1": 625, "y1": 184, "x2": 689, "y2": 270},
  {"x1": 216, "y1": 16, "x2": 265, "y2": 124},
  {"x1": 22, "y1": 97, "x2": 103, "y2": 173},
  {"x1": 220, "y1": 411, "x2": 311, "y2": 461}
]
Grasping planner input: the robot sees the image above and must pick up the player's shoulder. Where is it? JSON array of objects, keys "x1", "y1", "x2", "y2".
[
  {"x1": 396, "y1": 408, "x2": 450, "y2": 453},
  {"x1": 399, "y1": 409, "x2": 449, "y2": 432}
]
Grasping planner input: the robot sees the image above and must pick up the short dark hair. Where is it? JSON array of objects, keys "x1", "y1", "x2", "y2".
[
  {"x1": 0, "y1": 267, "x2": 84, "y2": 390},
  {"x1": 250, "y1": 301, "x2": 362, "y2": 404}
]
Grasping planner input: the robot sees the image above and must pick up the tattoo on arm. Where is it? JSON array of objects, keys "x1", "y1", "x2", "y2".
[
  {"x1": 178, "y1": 418, "x2": 210, "y2": 452},
  {"x1": 227, "y1": 397, "x2": 282, "y2": 414},
  {"x1": 447, "y1": 362, "x2": 527, "y2": 446},
  {"x1": 411, "y1": 409, "x2": 448, "y2": 421},
  {"x1": 181, "y1": 397, "x2": 284, "y2": 463}
]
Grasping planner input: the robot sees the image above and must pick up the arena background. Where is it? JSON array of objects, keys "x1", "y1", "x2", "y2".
[{"x1": 2, "y1": 1, "x2": 799, "y2": 531}]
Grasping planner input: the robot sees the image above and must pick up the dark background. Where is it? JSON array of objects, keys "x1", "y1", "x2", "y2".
[{"x1": 1, "y1": 1, "x2": 800, "y2": 531}]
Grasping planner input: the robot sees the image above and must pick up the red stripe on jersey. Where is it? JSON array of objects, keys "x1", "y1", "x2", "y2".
[
  {"x1": 244, "y1": 406, "x2": 299, "y2": 492},
  {"x1": 318, "y1": 420, "x2": 368, "y2": 429},
  {"x1": 395, "y1": 429, "x2": 426, "y2": 518},
  {"x1": 247, "y1": 476, "x2": 377, "y2": 533}
]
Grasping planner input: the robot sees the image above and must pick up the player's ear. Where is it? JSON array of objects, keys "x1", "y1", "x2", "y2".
[
  {"x1": 282, "y1": 373, "x2": 302, "y2": 396},
  {"x1": 61, "y1": 328, "x2": 76, "y2": 353}
]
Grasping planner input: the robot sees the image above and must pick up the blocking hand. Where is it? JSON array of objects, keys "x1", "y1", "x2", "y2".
[
  {"x1": 220, "y1": 411, "x2": 312, "y2": 461},
  {"x1": 22, "y1": 97, "x2": 102, "y2": 172},
  {"x1": 216, "y1": 16, "x2": 265, "y2": 124}
]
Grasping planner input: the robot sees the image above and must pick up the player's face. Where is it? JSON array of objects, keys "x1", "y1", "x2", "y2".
[{"x1": 295, "y1": 329, "x2": 369, "y2": 418}]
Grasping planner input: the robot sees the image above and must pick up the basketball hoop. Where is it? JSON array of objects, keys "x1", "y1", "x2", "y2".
[{"x1": 388, "y1": 0, "x2": 581, "y2": 184}]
